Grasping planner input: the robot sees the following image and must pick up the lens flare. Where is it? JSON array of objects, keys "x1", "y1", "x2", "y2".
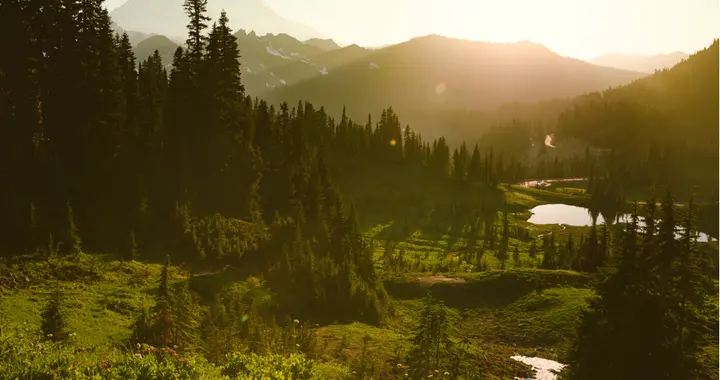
[{"x1": 435, "y1": 82, "x2": 446, "y2": 95}]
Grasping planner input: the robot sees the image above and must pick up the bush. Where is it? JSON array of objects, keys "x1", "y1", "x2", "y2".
[{"x1": 221, "y1": 352, "x2": 315, "y2": 379}]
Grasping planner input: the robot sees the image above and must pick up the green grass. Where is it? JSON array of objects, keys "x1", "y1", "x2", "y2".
[
  {"x1": 0, "y1": 176, "x2": 600, "y2": 379},
  {"x1": 1, "y1": 252, "x2": 595, "y2": 379},
  {"x1": 0, "y1": 256, "x2": 168, "y2": 357},
  {"x1": 309, "y1": 269, "x2": 591, "y2": 378}
]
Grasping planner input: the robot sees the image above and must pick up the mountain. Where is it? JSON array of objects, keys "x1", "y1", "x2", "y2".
[
  {"x1": 110, "y1": 0, "x2": 323, "y2": 42},
  {"x1": 232, "y1": 31, "x2": 371, "y2": 95},
  {"x1": 111, "y1": 22, "x2": 153, "y2": 45},
  {"x1": 132, "y1": 35, "x2": 179, "y2": 67},
  {"x1": 122, "y1": 29, "x2": 369, "y2": 93},
  {"x1": 555, "y1": 40, "x2": 719, "y2": 187},
  {"x1": 591, "y1": 51, "x2": 689, "y2": 73},
  {"x1": 265, "y1": 35, "x2": 646, "y2": 138},
  {"x1": 303, "y1": 38, "x2": 342, "y2": 52}
]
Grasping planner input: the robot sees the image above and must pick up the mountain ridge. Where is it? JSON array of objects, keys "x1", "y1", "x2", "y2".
[
  {"x1": 110, "y1": 0, "x2": 323, "y2": 42},
  {"x1": 264, "y1": 34, "x2": 646, "y2": 138},
  {"x1": 591, "y1": 51, "x2": 689, "y2": 73}
]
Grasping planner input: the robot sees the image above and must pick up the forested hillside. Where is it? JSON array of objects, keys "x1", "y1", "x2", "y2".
[
  {"x1": 266, "y1": 35, "x2": 645, "y2": 137},
  {"x1": 555, "y1": 40, "x2": 719, "y2": 196},
  {"x1": 0, "y1": 0, "x2": 717, "y2": 379}
]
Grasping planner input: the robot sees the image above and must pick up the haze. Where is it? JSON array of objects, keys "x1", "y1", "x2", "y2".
[{"x1": 105, "y1": 0, "x2": 719, "y2": 59}]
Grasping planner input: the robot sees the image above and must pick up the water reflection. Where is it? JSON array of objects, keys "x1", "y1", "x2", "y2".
[{"x1": 527, "y1": 204, "x2": 712, "y2": 242}]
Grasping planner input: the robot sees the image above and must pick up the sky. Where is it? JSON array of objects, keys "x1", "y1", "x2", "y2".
[{"x1": 105, "y1": 0, "x2": 719, "y2": 60}]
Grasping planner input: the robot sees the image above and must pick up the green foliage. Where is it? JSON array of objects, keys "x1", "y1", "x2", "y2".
[
  {"x1": 222, "y1": 352, "x2": 316, "y2": 379},
  {"x1": 0, "y1": 338, "x2": 218, "y2": 380},
  {"x1": 41, "y1": 288, "x2": 68, "y2": 342},
  {"x1": 564, "y1": 195, "x2": 718, "y2": 380}
]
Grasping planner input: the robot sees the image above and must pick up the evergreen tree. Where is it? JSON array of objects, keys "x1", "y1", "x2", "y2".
[
  {"x1": 183, "y1": 0, "x2": 210, "y2": 70},
  {"x1": 63, "y1": 201, "x2": 82, "y2": 256},
  {"x1": 173, "y1": 279, "x2": 200, "y2": 352},
  {"x1": 124, "y1": 229, "x2": 138, "y2": 261},
  {"x1": 566, "y1": 194, "x2": 715, "y2": 379},
  {"x1": 41, "y1": 288, "x2": 67, "y2": 342}
]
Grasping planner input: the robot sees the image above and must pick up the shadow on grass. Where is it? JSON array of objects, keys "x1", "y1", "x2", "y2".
[{"x1": 384, "y1": 269, "x2": 590, "y2": 311}]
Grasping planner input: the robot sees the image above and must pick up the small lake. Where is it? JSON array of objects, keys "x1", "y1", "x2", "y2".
[
  {"x1": 519, "y1": 178, "x2": 587, "y2": 188},
  {"x1": 527, "y1": 204, "x2": 712, "y2": 242},
  {"x1": 511, "y1": 355, "x2": 565, "y2": 380}
]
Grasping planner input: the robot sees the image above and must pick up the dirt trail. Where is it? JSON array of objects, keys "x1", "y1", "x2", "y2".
[{"x1": 416, "y1": 275, "x2": 466, "y2": 284}]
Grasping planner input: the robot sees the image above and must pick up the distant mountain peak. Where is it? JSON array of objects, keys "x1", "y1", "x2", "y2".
[
  {"x1": 110, "y1": 0, "x2": 323, "y2": 42},
  {"x1": 304, "y1": 38, "x2": 341, "y2": 51},
  {"x1": 591, "y1": 51, "x2": 690, "y2": 73}
]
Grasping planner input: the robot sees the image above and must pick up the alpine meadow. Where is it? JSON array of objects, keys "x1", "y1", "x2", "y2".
[{"x1": 0, "y1": 0, "x2": 718, "y2": 379}]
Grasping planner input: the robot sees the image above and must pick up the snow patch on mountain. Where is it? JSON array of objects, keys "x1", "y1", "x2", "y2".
[
  {"x1": 265, "y1": 82, "x2": 275, "y2": 89},
  {"x1": 290, "y1": 52, "x2": 299, "y2": 57},
  {"x1": 319, "y1": 66, "x2": 328, "y2": 75},
  {"x1": 245, "y1": 67, "x2": 252, "y2": 73},
  {"x1": 266, "y1": 46, "x2": 290, "y2": 59},
  {"x1": 279, "y1": 79, "x2": 287, "y2": 85},
  {"x1": 369, "y1": 62, "x2": 380, "y2": 69}
]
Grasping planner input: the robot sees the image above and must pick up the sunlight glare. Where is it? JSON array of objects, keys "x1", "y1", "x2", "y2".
[{"x1": 435, "y1": 82, "x2": 446, "y2": 95}]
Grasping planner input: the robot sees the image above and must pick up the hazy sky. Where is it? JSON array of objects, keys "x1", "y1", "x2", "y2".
[{"x1": 106, "y1": 0, "x2": 719, "y2": 59}]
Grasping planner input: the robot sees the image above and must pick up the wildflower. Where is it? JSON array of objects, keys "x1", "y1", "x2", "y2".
[
  {"x1": 135, "y1": 353, "x2": 143, "y2": 359},
  {"x1": 173, "y1": 345, "x2": 178, "y2": 349},
  {"x1": 434, "y1": 370, "x2": 439, "y2": 373},
  {"x1": 293, "y1": 319, "x2": 300, "y2": 324},
  {"x1": 444, "y1": 372, "x2": 449, "y2": 376},
  {"x1": 397, "y1": 363, "x2": 403, "y2": 368},
  {"x1": 46, "y1": 333, "x2": 53, "y2": 337},
  {"x1": 296, "y1": 344, "x2": 300, "y2": 348},
  {"x1": 101, "y1": 360, "x2": 107, "y2": 369},
  {"x1": 136, "y1": 343, "x2": 141, "y2": 349}
]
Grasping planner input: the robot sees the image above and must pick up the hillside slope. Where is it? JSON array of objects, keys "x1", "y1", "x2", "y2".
[
  {"x1": 264, "y1": 35, "x2": 645, "y2": 134},
  {"x1": 124, "y1": 30, "x2": 368, "y2": 94},
  {"x1": 553, "y1": 39, "x2": 719, "y2": 190},
  {"x1": 232, "y1": 31, "x2": 372, "y2": 94},
  {"x1": 132, "y1": 35, "x2": 179, "y2": 67},
  {"x1": 559, "y1": 40, "x2": 718, "y2": 151}
]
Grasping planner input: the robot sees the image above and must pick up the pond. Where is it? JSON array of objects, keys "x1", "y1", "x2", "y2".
[
  {"x1": 511, "y1": 355, "x2": 565, "y2": 380},
  {"x1": 527, "y1": 204, "x2": 712, "y2": 242},
  {"x1": 519, "y1": 178, "x2": 587, "y2": 188}
]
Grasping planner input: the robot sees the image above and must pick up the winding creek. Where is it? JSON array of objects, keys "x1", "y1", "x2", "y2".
[{"x1": 511, "y1": 356, "x2": 565, "y2": 380}]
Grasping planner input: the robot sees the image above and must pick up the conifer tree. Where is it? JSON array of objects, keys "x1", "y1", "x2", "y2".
[
  {"x1": 41, "y1": 287, "x2": 67, "y2": 342},
  {"x1": 124, "y1": 229, "x2": 138, "y2": 261},
  {"x1": 173, "y1": 279, "x2": 200, "y2": 352},
  {"x1": 63, "y1": 201, "x2": 82, "y2": 256},
  {"x1": 183, "y1": 0, "x2": 210, "y2": 71}
]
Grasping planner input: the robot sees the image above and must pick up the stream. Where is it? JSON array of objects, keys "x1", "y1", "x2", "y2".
[{"x1": 512, "y1": 355, "x2": 565, "y2": 380}]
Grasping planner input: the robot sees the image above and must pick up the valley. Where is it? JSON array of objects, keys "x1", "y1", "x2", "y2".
[{"x1": 0, "y1": 0, "x2": 718, "y2": 379}]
